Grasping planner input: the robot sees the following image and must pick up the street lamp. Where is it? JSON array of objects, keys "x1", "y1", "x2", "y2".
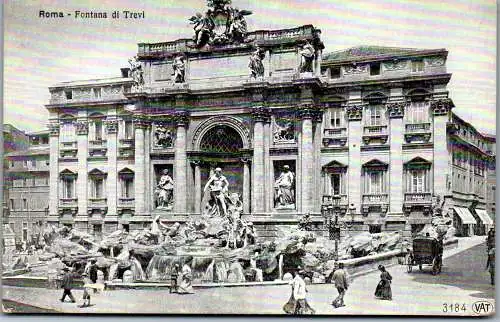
[{"x1": 322, "y1": 195, "x2": 341, "y2": 261}]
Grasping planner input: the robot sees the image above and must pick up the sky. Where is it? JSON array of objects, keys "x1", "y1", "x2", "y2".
[{"x1": 4, "y1": 0, "x2": 497, "y2": 134}]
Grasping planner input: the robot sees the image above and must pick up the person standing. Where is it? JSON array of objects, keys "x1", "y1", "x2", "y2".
[
  {"x1": 80, "y1": 272, "x2": 92, "y2": 308},
  {"x1": 177, "y1": 256, "x2": 194, "y2": 294},
  {"x1": 331, "y1": 263, "x2": 349, "y2": 308},
  {"x1": 486, "y1": 247, "x2": 495, "y2": 285},
  {"x1": 170, "y1": 263, "x2": 180, "y2": 293},
  {"x1": 284, "y1": 268, "x2": 315, "y2": 315},
  {"x1": 88, "y1": 259, "x2": 99, "y2": 293},
  {"x1": 60, "y1": 267, "x2": 76, "y2": 303},
  {"x1": 375, "y1": 265, "x2": 392, "y2": 300}
]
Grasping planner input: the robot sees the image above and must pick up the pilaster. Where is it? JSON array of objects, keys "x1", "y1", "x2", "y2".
[
  {"x1": 105, "y1": 118, "x2": 118, "y2": 217},
  {"x1": 133, "y1": 118, "x2": 148, "y2": 215},
  {"x1": 174, "y1": 112, "x2": 188, "y2": 213},
  {"x1": 346, "y1": 99, "x2": 363, "y2": 213},
  {"x1": 299, "y1": 106, "x2": 315, "y2": 213},
  {"x1": 242, "y1": 158, "x2": 251, "y2": 214},
  {"x1": 76, "y1": 119, "x2": 88, "y2": 222},
  {"x1": 387, "y1": 93, "x2": 405, "y2": 214},
  {"x1": 251, "y1": 107, "x2": 269, "y2": 213},
  {"x1": 432, "y1": 99, "x2": 454, "y2": 197},
  {"x1": 48, "y1": 122, "x2": 60, "y2": 218}
]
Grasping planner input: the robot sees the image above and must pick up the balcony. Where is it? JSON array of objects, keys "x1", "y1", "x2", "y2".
[
  {"x1": 118, "y1": 197, "x2": 135, "y2": 207},
  {"x1": 59, "y1": 141, "x2": 78, "y2": 159},
  {"x1": 89, "y1": 139, "x2": 107, "y2": 148},
  {"x1": 119, "y1": 138, "x2": 135, "y2": 147},
  {"x1": 362, "y1": 125, "x2": 388, "y2": 145},
  {"x1": 404, "y1": 123, "x2": 431, "y2": 143},
  {"x1": 403, "y1": 192, "x2": 432, "y2": 215},
  {"x1": 361, "y1": 193, "x2": 389, "y2": 215},
  {"x1": 322, "y1": 128, "x2": 347, "y2": 147},
  {"x1": 59, "y1": 198, "x2": 78, "y2": 206},
  {"x1": 89, "y1": 198, "x2": 107, "y2": 206}
]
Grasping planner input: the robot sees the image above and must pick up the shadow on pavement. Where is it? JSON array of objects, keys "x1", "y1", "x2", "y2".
[{"x1": 407, "y1": 243, "x2": 494, "y2": 299}]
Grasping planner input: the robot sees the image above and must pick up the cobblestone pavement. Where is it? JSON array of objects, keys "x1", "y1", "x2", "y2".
[{"x1": 2, "y1": 236, "x2": 494, "y2": 316}]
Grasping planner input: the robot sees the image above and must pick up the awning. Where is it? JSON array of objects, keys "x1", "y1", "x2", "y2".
[
  {"x1": 453, "y1": 207, "x2": 476, "y2": 224},
  {"x1": 475, "y1": 209, "x2": 494, "y2": 225}
]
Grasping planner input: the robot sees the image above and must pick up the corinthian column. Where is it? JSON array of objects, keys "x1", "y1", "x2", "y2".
[
  {"x1": 48, "y1": 122, "x2": 60, "y2": 219},
  {"x1": 251, "y1": 107, "x2": 269, "y2": 213},
  {"x1": 133, "y1": 119, "x2": 147, "y2": 215},
  {"x1": 174, "y1": 113, "x2": 188, "y2": 213},
  {"x1": 299, "y1": 107, "x2": 314, "y2": 213},
  {"x1": 191, "y1": 160, "x2": 201, "y2": 214}
]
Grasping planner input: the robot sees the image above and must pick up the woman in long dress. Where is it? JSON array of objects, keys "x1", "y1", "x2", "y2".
[
  {"x1": 374, "y1": 265, "x2": 392, "y2": 300},
  {"x1": 177, "y1": 256, "x2": 194, "y2": 294}
]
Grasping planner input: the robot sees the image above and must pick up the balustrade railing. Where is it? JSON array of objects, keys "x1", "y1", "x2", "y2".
[
  {"x1": 323, "y1": 127, "x2": 347, "y2": 138},
  {"x1": 404, "y1": 192, "x2": 432, "y2": 203},
  {"x1": 322, "y1": 194, "x2": 348, "y2": 205},
  {"x1": 362, "y1": 193, "x2": 388, "y2": 204},
  {"x1": 363, "y1": 125, "x2": 387, "y2": 135},
  {"x1": 118, "y1": 198, "x2": 135, "y2": 206},
  {"x1": 405, "y1": 123, "x2": 431, "y2": 133}
]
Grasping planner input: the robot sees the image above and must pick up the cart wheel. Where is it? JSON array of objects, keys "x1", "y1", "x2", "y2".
[
  {"x1": 431, "y1": 258, "x2": 439, "y2": 275},
  {"x1": 419, "y1": 264, "x2": 423, "y2": 271}
]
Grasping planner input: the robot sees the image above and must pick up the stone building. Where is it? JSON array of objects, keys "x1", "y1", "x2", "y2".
[
  {"x1": 44, "y1": 2, "x2": 495, "y2": 239},
  {"x1": 4, "y1": 130, "x2": 50, "y2": 246}
]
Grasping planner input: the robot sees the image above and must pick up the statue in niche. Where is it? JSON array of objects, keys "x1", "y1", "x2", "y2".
[
  {"x1": 273, "y1": 118, "x2": 295, "y2": 143},
  {"x1": 155, "y1": 169, "x2": 174, "y2": 209},
  {"x1": 299, "y1": 40, "x2": 315, "y2": 73},
  {"x1": 173, "y1": 56, "x2": 186, "y2": 83},
  {"x1": 128, "y1": 56, "x2": 144, "y2": 89},
  {"x1": 202, "y1": 167, "x2": 230, "y2": 217},
  {"x1": 248, "y1": 46, "x2": 265, "y2": 79},
  {"x1": 154, "y1": 125, "x2": 174, "y2": 148},
  {"x1": 274, "y1": 165, "x2": 295, "y2": 208}
]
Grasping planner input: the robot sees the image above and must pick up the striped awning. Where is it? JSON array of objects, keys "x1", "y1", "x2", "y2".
[
  {"x1": 475, "y1": 209, "x2": 494, "y2": 225},
  {"x1": 453, "y1": 207, "x2": 476, "y2": 224}
]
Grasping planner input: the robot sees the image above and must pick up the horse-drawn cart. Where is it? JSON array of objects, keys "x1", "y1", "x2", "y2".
[{"x1": 406, "y1": 237, "x2": 443, "y2": 275}]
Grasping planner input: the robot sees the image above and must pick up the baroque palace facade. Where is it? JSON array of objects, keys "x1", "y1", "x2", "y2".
[{"x1": 44, "y1": 2, "x2": 495, "y2": 239}]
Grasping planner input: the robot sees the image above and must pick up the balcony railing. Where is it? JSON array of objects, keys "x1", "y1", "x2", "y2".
[
  {"x1": 59, "y1": 198, "x2": 78, "y2": 206},
  {"x1": 118, "y1": 197, "x2": 135, "y2": 207},
  {"x1": 119, "y1": 138, "x2": 135, "y2": 147},
  {"x1": 405, "y1": 123, "x2": 431, "y2": 133},
  {"x1": 321, "y1": 194, "x2": 348, "y2": 206},
  {"x1": 363, "y1": 125, "x2": 388, "y2": 136},
  {"x1": 89, "y1": 198, "x2": 107, "y2": 206},
  {"x1": 404, "y1": 192, "x2": 432, "y2": 203},
  {"x1": 323, "y1": 127, "x2": 347, "y2": 138},
  {"x1": 362, "y1": 193, "x2": 388, "y2": 204},
  {"x1": 89, "y1": 139, "x2": 107, "y2": 148},
  {"x1": 60, "y1": 141, "x2": 77, "y2": 150}
]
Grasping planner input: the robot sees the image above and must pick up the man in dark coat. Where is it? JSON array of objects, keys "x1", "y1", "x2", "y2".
[
  {"x1": 88, "y1": 260, "x2": 99, "y2": 293},
  {"x1": 60, "y1": 267, "x2": 76, "y2": 303}
]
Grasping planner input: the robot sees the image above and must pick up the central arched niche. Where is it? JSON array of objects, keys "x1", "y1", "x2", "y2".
[{"x1": 199, "y1": 125, "x2": 243, "y2": 153}]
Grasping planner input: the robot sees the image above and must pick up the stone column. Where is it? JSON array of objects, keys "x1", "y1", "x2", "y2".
[
  {"x1": 144, "y1": 125, "x2": 151, "y2": 215},
  {"x1": 299, "y1": 108, "x2": 314, "y2": 213},
  {"x1": 313, "y1": 111, "x2": 323, "y2": 211},
  {"x1": 241, "y1": 158, "x2": 251, "y2": 214},
  {"x1": 192, "y1": 161, "x2": 202, "y2": 214},
  {"x1": 432, "y1": 99, "x2": 454, "y2": 197},
  {"x1": 251, "y1": 108, "x2": 268, "y2": 213},
  {"x1": 387, "y1": 100, "x2": 405, "y2": 214},
  {"x1": 105, "y1": 118, "x2": 118, "y2": 217},
  {"x1": 174, "y1": 114, "x2": 188, "y2": 213},
  {"x1": 48, "y1": 122, "x2": 60, "y2": 218},
  {"x1": 263, "y1": 120, "x2": 271, "y2": 212},
  {"x1": 75, "y1": 120, "x2": 89, "y2": 220},
  {"x1": 133, "y1": 119, "x2": 146, "y2": 215},
  {"x1": 346, "y1": 103, "x2": 363, "y2": 213}
]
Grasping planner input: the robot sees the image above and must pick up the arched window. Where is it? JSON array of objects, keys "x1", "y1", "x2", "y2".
[{"x1": 199, "y1": 125, "x2": 243, "y2": 153}]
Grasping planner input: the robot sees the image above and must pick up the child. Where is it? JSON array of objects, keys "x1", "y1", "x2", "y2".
[
  {"x1": 80, "y1": 272, "x2": 92, "y2": 308},
  {"x1": 170, "y1": 263, "x2": 180, "y2": 293}
]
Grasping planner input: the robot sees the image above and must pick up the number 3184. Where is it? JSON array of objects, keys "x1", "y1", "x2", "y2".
[{"x1": 443, "y1": 303, "x2": 467, "y2": 313}]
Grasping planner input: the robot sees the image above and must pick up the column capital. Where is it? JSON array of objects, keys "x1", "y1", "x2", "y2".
[
  {"x1": 105, "y1": 119, "x2": 118, "y2": 134},
  {"x1": 133, "y1": 117, "x2": 150, "y2": 129},
  {"x1": 48, "y1": 123, "x2": 60, "y2": 136},
  {"x1": 174, "y1": 112, "x2": 189, "y2": 127},
  {"x1": 190, "y1": 159, "x2": 201, "y2": 166},
  {"x1": 431, "y1": 98, "x2": 454, "y2": 116},
  {"x1": 251, "y1": 106, "x2": 271, "y2": 122},
  {"x1": 75, "y1": 121, "x2": 88, "y2": 135},
  {"x1": 387, "y1": 102, "x2": 406, "y2": 119},
  {"x1": 346, "y1": 105, "x2": 363, "y2": 121}
]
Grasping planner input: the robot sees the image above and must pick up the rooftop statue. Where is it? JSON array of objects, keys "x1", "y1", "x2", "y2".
[
  {"x1": 248, "y1": 46, "x2": 265, "y2": 79},
  {"x1": 128, "y1": 56, "x2": 144, "y2": 90},
  {"x1": 188, "y1": 0, "x2": 252, "y2": 48}
]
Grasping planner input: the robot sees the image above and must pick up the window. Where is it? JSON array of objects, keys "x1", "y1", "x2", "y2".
[
  {"x1": 365, "y1": 105, "x2": 384, "y2": 126},
  {"x1": 406, "y1": 101, "x2": 429, "y2": 123},
  {"x1": 411, "y1": 60, "x2": 424, "y2": 72},
  {"x1": 409, "y1": 170, "x2": 426, "y2": 192},
  {"x1": 330, "y1": 174, "x2": 342, "y2": 195},
  {"x1": 122, "y1": 177, "x2": 134, "y2": 198},
  {"x1": 10, "y1": 199, "x2": 14, "y2": 210},
  {"x1": 62, "y1": 177, "x2": 75, "y2": 199},
  {"x1": 45, "y1": 159, "x2": 50, "y2": 166},
  {"x1": 23, "y1": 199, "x2": 28, "y2": 210},
  {"x1": 91, "y1": 178, "x2": 104, "y2": 199},
  {"x1": 94, "y1": 121, "x2": 103, "y2": 141},
  {"x1": 31, "y1": 159, "x2": 36, "y2": 168},
  {"x1": 65, "y1": 90, "x2": 73, "y2": 100},
  {"x1": 43, "y1": 177, "x2": 49, "y2": 186},
  {"x1": 124, "y1": 120, "x2": 134, "y2": 139},
  {"x1": 330, "y1": 66, "x2": 341, "y2": 79},
  {"x1": 329, "y1": 107, "x2": 344, "y2": 128},
  {"x1": 93, "y1": 224, "x2": 103, "y2": 240},
  {"x1": 362, "y1": 160, "x2": 388, "y2": 195},
  {"x1": 369, "y1": 225, "x2": 382, "y2": 234},
  {"x1": 41, "y1": 137, "x2": 49, "y2": 145},
  {"x1": 9, "y1": 160, "x2": 14, "y2": 168},
  {"x1": 370, "y1": 63, "x2": 380, "y2": 75},
  {"x1": 22, "y1": 223, "x2": 28, "y2": 242},
  {"x1": 93, "y1": 88, "x2": 102, "y2": 99},
  {"x1": 60, "y1": 122, "x2": 76, "y2": 142},
  {"x1": 122, "y1": 224, "x2": 130, "y2": 232}
]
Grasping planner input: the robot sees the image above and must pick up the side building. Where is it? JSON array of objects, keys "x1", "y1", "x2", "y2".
[
  {"x1": 43, "y1": 12, "x2": 495, "y2": 240},
  {"x1": 4, "y1": 130, "x2": 50, "y2": 247}
]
